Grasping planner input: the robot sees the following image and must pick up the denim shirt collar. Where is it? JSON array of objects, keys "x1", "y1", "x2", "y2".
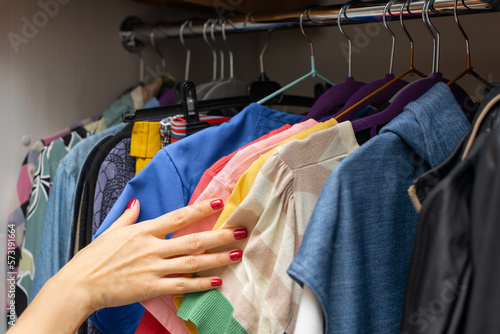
[{"x1": 380, "y1": 82, "x2": 470, "y2": 168}]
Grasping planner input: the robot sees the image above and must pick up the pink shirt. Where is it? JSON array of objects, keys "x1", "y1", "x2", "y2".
[
  {"x1": 142, "y1": 119, "x2": 317, "y2": 333},
  {"x1": 177, "y1": 118, "x2": 317, "y2": 238},
  {"x1": 188, "y1": 125, "x2": 291, "y2": 203}
]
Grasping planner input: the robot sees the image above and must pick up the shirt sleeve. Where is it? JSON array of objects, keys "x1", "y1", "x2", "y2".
[{"x1": 31, "y1": 160, "x2": 76, "y2": 301}]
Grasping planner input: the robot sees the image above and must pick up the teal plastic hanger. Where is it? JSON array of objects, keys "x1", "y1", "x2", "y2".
[{"x1": 257, "y1": 8, "x2": 334, "y2": 105}]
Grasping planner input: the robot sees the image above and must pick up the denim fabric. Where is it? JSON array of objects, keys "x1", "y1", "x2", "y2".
[
  {"x1": 288, "y1": 83, "x2": 470, "y2": 334},
  {"x1": 91, "y1": 103, "x2": 302, "y2": 334},
  {"x1": 31, "y1": 124, "x2": 126, "y2": 302}
]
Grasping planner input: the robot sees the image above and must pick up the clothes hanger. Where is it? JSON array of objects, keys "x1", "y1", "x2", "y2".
[
  {"x1": 447, "y1": 0, "x2": 493, "y2": 88},
  {"x1": 203, "y1": 18, "x2": 249, "y2": 100},
  {"x1": 349, "y1": 0, "x2": 472, "y2": 135},
  {"x1": 123, "y1": 11, "x2": 331, "y2": 123},
  {"x1": 117, "y1": 16, "x2": 148, "y2": 97},
  {"x1": 122, "y1": 79, "x2": 317, "y2": 123},
  {"x1": 333, "y1": 0, "x2": 427, "y2": 122},
  {"x1": 348, "y1": 0, "x2": 443, "y2": 135},
  {"x1": 421, "y1": 0, "x2": 471, "y2": 108},
  {"x1": 196, "y1": 19, "x2": 224, "y2": 100},
  {"x1": 179, "y1": 20, "x2": 193, "y2": 82},
  {"x1": 150, "y1": 25, "x2": 176, "y2": 98},
  {"x1": 150, "y1": 26, "x2": 167, "y2": 84},
  {"x1": 244, "y1": 17, "x2": 316, "y2": 105},
  {"x1": 332, "y1": 0, "x2": 409, "y2": 122},
  {"x1": 247, "y1": 29, "x2": 283, "y2": 102},
  {"x1": 301, "y1": 2, "x2": 366, "y2": 121},
  {"x1": 257, "y1": 8, "x2": 335, "y2": 105}
]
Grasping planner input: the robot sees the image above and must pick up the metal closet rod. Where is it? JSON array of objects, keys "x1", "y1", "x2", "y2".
[{"x1": 126, "y1": 0, "x2": 493, "y2": 42}]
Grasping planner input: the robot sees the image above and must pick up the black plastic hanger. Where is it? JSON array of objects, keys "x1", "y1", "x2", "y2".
[{"x1": 122, "y1": 81, "x2": 315, "y2": 123}]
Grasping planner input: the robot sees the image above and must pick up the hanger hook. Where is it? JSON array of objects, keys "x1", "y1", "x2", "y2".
[
  {"x1": 425, "y1": 0, "x2": 440, "y2": 72},
  {"x1": 244, "y1": 11, "x2": 257, "y2": 27},
  {"x1": 299, "y1": 9, "x2": 314, "y2": 59},
  {"x1": 150, "y1": 25, "x2": 167, "y2": 73},
  {"x1": 338, "y1": 2, "x2": 353, "y2": 77},
  {"x1": 210, "y1": 19, "x2": 225, "y2": 79},
  {"x1": 421, "y1": 0, "x2": 435, "y2": 73},
  {"x1": 454, "y1": 0, "x2": 471, "y2": 68},
  {"x1": 203, "y1": 19, "x2": 217, "y2": 81},
  {"x1": 179, "y1": 20, "x2": 193, "y2": 81},
  {"x1": 399, "y1": 0, "x2": 417, "y2": 72},
  {"x1": 383, "y1": 0, "x2": 397, "y2": 74},
  {"x1": 260, "y1": 29, "x2": 273, "y2": 76},
  {"x1": 221, "y1": 19, "x2": 235, "y2": 79},
  {"x1": 137, "y1": 50, "x2": 144, "y2": 84}
]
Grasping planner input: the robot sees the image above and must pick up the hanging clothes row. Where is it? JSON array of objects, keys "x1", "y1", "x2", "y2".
[{"x1": 6, "y1": 0, "x2": 500, "y2": 333}]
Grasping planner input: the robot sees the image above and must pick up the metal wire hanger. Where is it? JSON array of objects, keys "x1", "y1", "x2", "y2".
[
  {"x1": 150, "y1": 26, "x2": 167, "y2": 80},
  {"x1": 334, "y1": 0, "x2": 427, "y2": 120},
  {"x1": 257, "y1": 8, "x2": 335, "y2": 105},
  {"x1": 447, "y1": 0, "x2": 493, "y2": 88},
  {"x1": 203, "y1": 17, "x2": 249, "y2": 99},
  {"x1": 327, "y1": 0, "x2": 410, "y2": 122},
  {"x1": 196, "y1": 19, "x2": 222, "y2": 100},
  {"x1": 179, "y1": 20, "x2": 193, "y2": 81}
]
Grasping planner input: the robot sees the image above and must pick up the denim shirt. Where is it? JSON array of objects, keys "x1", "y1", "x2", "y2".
[{"x1": 288, "y1": 83, "x2": 470, "y2": 334}]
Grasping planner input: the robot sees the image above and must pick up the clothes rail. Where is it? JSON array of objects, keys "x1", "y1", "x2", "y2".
[{"x1": 120, "y1": 0, "x2": 494, "y2": 47}]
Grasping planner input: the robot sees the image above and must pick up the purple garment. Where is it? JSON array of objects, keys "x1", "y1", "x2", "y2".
[
  {"x1": 92, "y1": 138, "x2": 136, "y2": 237},
  {"x1": 158, "y1": 88, "x2": 176, "y2": 106}
]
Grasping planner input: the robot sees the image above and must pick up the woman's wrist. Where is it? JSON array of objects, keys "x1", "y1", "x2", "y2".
[{"x1": 9, "y1": 264, "x2": 95, "y2": 334}]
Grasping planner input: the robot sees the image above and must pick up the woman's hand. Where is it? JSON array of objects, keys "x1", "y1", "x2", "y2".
[
  {"x1": 76, "y1": 197, "x2": 244, "y2": 309},
  {"x1": 9, "y1": 198, "x2": 245, "y2": 334}
]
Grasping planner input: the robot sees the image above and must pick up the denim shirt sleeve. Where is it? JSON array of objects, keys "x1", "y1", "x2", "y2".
[{"x1": 288, "y1": 82, "x2": 470, "y2": 334}]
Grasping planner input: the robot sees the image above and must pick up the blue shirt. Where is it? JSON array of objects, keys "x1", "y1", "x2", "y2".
[
  {"x1": 287, "y1": 83, "x2": 470, "y2": 334},
  {"x1": 31, "y1": 124, "x2": 127, "y2": 302},
  {"x1": 92, "y1": 103, "x2": 302, "y2": 334},
  {"x1": 94, "y1": 103, "x2": 302, "y2": 238}
]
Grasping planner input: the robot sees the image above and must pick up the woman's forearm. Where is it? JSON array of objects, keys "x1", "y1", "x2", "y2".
[
  {"x1": 6, "y1": 198, "x2": 245, "y2": 333},
  {"x1": 8, "y1": 266, "x2": 94, "y2": 333}
]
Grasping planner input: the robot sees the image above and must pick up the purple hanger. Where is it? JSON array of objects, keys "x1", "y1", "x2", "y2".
[
  {"x1": 158, "y1": 87, "x2": 176, "y2": 106},
  {"x1": 351, "y1": 72, "x2": 470, "y2": 137},
  {"x1": 331, "y1": 73, "x2": 409, "y2": 122},
  {"x1": 301, "y1": 77, "x2": 365, "y2": 122}
]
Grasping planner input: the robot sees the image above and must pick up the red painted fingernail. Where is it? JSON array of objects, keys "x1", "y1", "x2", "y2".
[
  {"x1": 229, "y1": 250, "x2": 243, "y2": 261},
  {"x1": 127, "y1": 198, "x2": 137, "y2": 210},
  {"x1": 234, "y1": 229, "x2": 248, "y2": 240},
  {"x1": 211, "y1": 278, "x2": 223, "y2": 287},
  {"x1": 210, "y1": 199, "x2": 224, "y2": 210}
]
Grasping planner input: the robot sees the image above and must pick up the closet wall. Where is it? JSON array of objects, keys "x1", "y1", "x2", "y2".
[
  {"x1": 0, "y1": 1, "x2": 261, "y2": 331},
  {"x1": 1, "y1": 0, "x2": 499, "y2": 331}
]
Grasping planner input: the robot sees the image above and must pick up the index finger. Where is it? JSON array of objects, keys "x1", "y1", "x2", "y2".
[{"x1": 145, "y1": 198, "x2": 224, "y2": 237}]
